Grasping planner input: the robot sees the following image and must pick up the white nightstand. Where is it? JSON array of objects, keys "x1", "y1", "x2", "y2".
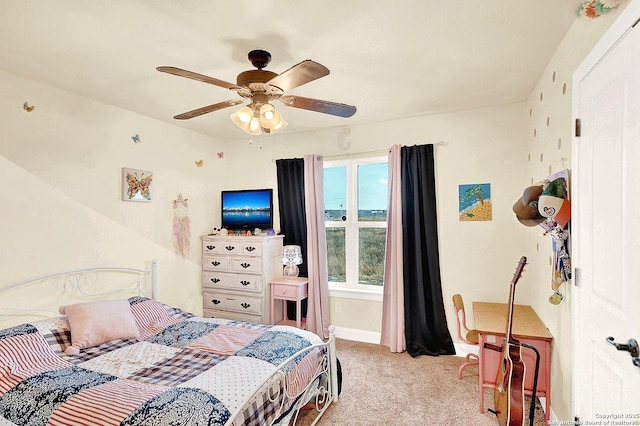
[{"x1": 270, "y1": 276, "x2": 308, "y2": 329}]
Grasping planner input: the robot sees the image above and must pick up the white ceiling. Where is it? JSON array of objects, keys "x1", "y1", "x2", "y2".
[{"x1": 0, "y1": 1, "x2": 582, "y2": 143}]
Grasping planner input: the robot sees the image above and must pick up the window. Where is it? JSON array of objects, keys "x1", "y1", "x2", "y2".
[{"x1": 324, "y1": 156, "x2": 388, "y2": 292}]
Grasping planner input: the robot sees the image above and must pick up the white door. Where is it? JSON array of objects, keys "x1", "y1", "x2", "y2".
[{"x1": 573, "y1": 5, "x2": 640, "y2": 420}]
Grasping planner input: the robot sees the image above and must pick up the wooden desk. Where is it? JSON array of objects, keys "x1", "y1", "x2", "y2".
[{"x1": 473, "y1": 302, "x2": 552, "y2": 421}]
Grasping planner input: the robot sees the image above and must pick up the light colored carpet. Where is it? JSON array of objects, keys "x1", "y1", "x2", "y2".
[{"x1": 297, "y1": 338, "x2": 546, "y2": 426}]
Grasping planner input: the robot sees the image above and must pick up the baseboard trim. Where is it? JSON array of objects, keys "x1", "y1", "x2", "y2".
[
  {"x1": 332, "y1": 328, "x2": 484, "y2": 354},
  {"x1": 333, "y1": 326, "x2": 381, "y2": 344},
  {"x1": 454, "y1": 342, "x2": 479, "y2": 357}
]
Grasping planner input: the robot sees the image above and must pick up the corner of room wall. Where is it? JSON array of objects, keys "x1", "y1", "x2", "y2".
[{"x1": 523, "y1": 5, "x2": 628, "y2": 421}]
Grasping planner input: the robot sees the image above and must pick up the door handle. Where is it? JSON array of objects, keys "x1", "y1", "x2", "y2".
[{"x1": 606, "y1": 336, "x2": 640, "y2": 367}]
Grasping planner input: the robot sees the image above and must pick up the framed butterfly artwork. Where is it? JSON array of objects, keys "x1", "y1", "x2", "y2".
[{"x1": 122, "y1": 167, "x2": 153, "y2": 202}]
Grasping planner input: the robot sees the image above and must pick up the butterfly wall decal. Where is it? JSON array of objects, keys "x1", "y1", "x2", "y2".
[
  {"x1": 23, "y1": 102, "x2": 34, "y2": 112},
  {"x1": 131, "y1": 134, "x2": 141, "y2": 144},
  {"x1": 195, "y1": 160, "x2": 203, "y2": 167}
]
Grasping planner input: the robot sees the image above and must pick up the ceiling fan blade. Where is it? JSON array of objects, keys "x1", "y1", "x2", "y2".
[
  {"x1": 157, "y1": 66, "x2": 240, "y2": 91},
  {"x1": 279, "y1": 95, "x2": 356, "y2": 118},
  {"x1": 267, "y1": 60, "x2": 330, "y2": 92},
  {"x1": 173, "y1": 99, "x2": 243, "y2": 120}
]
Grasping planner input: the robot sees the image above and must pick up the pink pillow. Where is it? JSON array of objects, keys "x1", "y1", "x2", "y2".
[{"x1": 59, "y1": 300, "x2": 140, "y2": 355}]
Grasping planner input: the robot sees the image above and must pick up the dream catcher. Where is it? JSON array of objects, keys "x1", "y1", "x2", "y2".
[{"x1": 173, "y1": 193, "x2": 190, "y2": 257}]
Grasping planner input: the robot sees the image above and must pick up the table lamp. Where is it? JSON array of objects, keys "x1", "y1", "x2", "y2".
[{"x1": 281, "y1": 245, "x2": 303, "y2": 279}]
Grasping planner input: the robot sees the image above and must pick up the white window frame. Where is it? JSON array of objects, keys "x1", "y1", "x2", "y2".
[{"x1": 324, "y1": 155, "x2": 387, "y2": 300}]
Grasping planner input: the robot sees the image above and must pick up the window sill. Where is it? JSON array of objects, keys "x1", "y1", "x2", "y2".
[{"x1": 328, "y1": 286, "x2": 383, "y2": 302}]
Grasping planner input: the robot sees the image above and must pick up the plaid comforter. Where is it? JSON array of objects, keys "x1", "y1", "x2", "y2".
[{"x1": 0, "y1": 297, "x2": 324, "y2": 426}]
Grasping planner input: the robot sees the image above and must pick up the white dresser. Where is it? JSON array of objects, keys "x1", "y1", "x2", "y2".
[{"x1": 201, "y1": 234, "x2": 284, "y2": 324}]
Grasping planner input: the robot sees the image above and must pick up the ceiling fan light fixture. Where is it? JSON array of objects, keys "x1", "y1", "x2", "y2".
[
  {"x1": 236, "y1": 106, "x2": 254, "y2": 123},
  {"x1": 249, "y1": 116, "x2": 262, "y2": 134},
  {"x1": 231, "y1": 106, "x2": 262, "y2": 135},
  {"x1": 259, "y1": 103, "x2": 285, "y2": 130},
  {"x1": 270, "y1": 119, "x2": 288, "y2": 133},
  {"x1": 260, "y1": 103, "x2": 275, "y2": 120}
]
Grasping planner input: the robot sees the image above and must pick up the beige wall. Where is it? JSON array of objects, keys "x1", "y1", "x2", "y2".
[
  {"x1": 222, "y1": 102, "x2": 531, "y2": 334},
  {"x1": 0, "y1": 69, "x2": 228, "y2": 314},
  {"x1": 0, "y1": 6, "x2": 627, "y2": 421}
]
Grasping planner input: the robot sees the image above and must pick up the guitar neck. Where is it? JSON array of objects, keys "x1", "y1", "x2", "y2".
[{"x1": 504, "y1": 256, "x2": 526, "y2": 344}]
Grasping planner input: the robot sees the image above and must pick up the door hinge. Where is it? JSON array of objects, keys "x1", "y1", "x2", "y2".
[
  {"x1": 574, "y1": 267, "x2": 580, "y2": 287},
  {"x1": 575, "y1": 118, "x2": 581, "y2": 137}
]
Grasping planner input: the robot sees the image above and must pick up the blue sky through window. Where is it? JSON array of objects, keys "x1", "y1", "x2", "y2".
[{"x1": 323, "y1": 163, "x2": 388, "y2": 210}]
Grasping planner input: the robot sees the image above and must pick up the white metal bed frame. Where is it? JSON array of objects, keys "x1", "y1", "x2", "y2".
[
  {"x1": 0, "y1": 260, "x2": 157, "y2": 326},
  {"x1": 0, "y1": 260, "x2": 338, "y2": 426}
]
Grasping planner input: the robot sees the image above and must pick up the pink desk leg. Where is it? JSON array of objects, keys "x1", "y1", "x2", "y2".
[{"x1": 478, "y1": 333, "x2": 485, "y2": 414}]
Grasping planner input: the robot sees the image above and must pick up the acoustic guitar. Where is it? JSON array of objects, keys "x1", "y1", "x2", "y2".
[{"x1": 494, "y1": 256, "x2": 527, "y2": 426}]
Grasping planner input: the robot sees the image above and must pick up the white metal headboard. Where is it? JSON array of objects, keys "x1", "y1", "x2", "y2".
[{"x1": 0, "y1": 259, "x2": 157, "y2": 327}]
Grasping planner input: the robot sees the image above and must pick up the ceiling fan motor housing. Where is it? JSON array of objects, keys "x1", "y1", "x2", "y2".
[
  {"x1": 236, "y1": 69, "x2": 278, "y2": 86},
  {"x1": 248, "y1": 49, "x2": 272, "y2": 69}
]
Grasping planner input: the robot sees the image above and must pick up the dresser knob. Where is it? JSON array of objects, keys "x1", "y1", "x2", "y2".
[{"x1": 282, "y1": 289, "x2": 286, "y2": 294}]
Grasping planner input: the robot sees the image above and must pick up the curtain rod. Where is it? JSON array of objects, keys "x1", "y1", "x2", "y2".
[
  {"x1": 272, "y1": 141, "x2": 448, "y2": 162},
  {"x1": 322, "y1": 141, "x2": 448, "y2": 161}
]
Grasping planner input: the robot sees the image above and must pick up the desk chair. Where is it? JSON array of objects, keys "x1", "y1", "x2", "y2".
[{"x1": 452, "y1": 294, "x2": 479, "y2": 379}]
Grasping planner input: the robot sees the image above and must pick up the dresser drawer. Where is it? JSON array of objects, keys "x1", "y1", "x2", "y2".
[
  {"x1": 203, "y1": 291, "x2": 262, "y2": 315},
  {"x1": 271, "y1": 282, "x2": 307, "y2": 299},
  {"x1": 230, "y1": 257, "x2": 262, "y2": 273},
  {"x1": 202, "y1": 272, "x2": 261, "y2": 292},
  {"x1": 216, "y1": 241, "x2": 263, "y2": 256},
  {"x1": 202, "y1": 256, "x2": 230, "y2": 271},
  {"x1": 240, "y1": 242, "x2": 261, "y2": 256},
  {"x1": 202, "y1": 240, "x2": 222, "y2": 255},
  {"x1": 203, "y1": 308, "x2": 262, "y2": 323}
]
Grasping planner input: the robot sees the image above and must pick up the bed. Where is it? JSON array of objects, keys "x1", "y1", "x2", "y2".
[{"x1": 0, "y1": 260, "x2": 338, "y2": 426}]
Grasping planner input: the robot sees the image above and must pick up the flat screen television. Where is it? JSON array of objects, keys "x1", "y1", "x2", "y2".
[{"x1": 221, "y1": 188, "x2": 273, "y2": 230}]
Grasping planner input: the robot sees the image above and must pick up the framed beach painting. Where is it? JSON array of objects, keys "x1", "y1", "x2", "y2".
[
  {"x1": 122, "y1": 167, "x2": 153, "y2": 202},
  {"x1": 459, "y1": 183, "x2": 491, "y2": 221}
]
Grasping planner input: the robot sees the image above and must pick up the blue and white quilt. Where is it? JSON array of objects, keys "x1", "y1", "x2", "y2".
[{"x1": 0, "y1": 297, "x2": 324, "y2": 426}]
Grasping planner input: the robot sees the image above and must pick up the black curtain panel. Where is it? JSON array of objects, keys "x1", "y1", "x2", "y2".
[
  {"x1": 400, "y1": 144, "x2": 455, "y2": 357},
  {"x1": 275, "y1": 158, "x2": 308, "y2": 319}
]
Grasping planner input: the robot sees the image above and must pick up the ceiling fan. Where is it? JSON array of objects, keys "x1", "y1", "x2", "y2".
[{"x1": 157, "y1": 49, "x2": 357, "y2": 135}]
